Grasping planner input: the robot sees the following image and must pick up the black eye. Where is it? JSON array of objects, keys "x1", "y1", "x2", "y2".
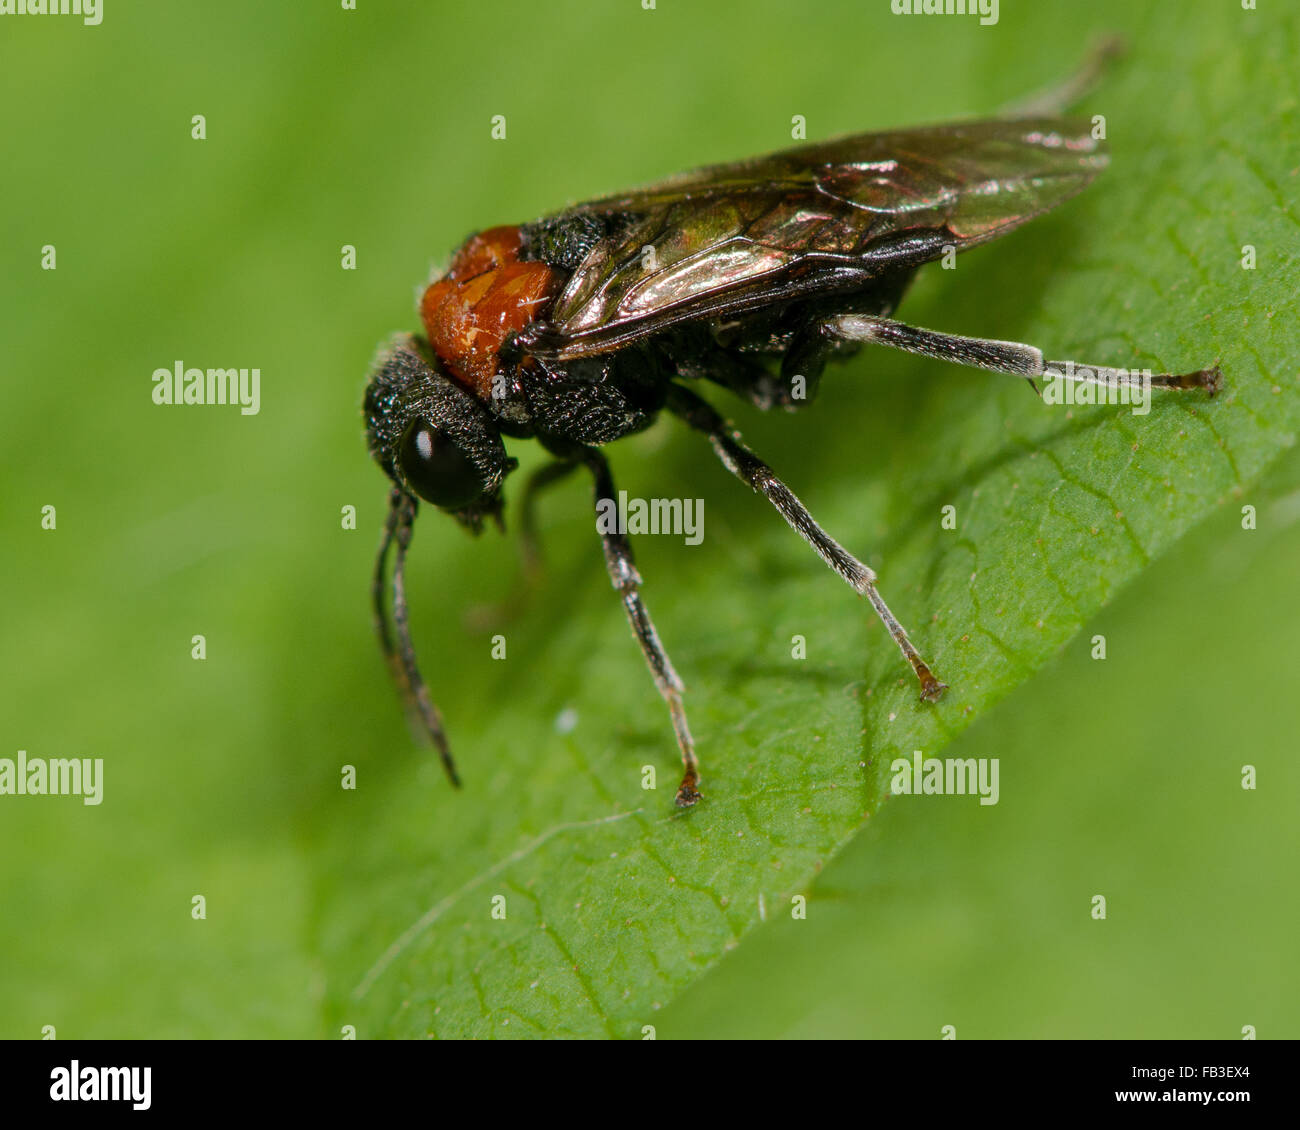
[{"x1": 398, "y1": 421, "x2": 484, "y2": 509}]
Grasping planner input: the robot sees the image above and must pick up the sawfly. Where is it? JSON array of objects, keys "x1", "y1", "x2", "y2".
[{"x1": 364, "y1": 42, "x2": 1221, "y2": 807}]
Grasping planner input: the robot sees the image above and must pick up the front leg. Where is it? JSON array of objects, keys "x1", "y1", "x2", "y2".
[
  {"x1": 373, "y1": 487, "x2": 462, "y2": 789},
  {"x1": 578, "y1": 446, "x2": 702, "y2": 807}
]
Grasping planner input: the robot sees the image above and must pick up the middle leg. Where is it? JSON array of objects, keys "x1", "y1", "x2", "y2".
[
  {"x1": 666, "y1": 383, "x2": 948, "y2": 703},
  {"x1": 577, "y1": 446, "x2": 703, "y2": 807}
]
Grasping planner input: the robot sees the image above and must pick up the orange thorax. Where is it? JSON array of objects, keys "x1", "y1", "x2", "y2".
[{"x1": 420, "y1": 225, "x2": 562, "y2": 399}]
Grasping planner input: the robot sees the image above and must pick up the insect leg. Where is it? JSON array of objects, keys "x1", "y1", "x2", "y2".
[
  {"x1": 579, "y1": 446, "x2": 702, "y2": 807},
  {"x1": 372, "y1": 486, "x2": 404, "y2": 669},
  {"x1": 519, "y1": 458, "x2": 581, "y2": 579},
  {"x1": 827, "y1": 315, "x2": 1223, "y2": 396},
  {"x1": 1001, "y1": 35, "x2": 1125, "y2": 117},
  {"x1": 776, "y1": 321, "x2": 832, "y2": 405},
  {"x1": 383, "y1": 488, "x2": 462, "y2": 788},
  {"x1": 665, "y1": 384, "x2": 948, "y2": 704}
]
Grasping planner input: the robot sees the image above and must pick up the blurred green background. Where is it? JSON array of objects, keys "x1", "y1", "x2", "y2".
[{"x1": 2, "y1": 1, "x2": 1296, "y2": 1039}]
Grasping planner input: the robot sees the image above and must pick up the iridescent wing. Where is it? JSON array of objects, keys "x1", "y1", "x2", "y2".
[{"x1": 526, "y1": 117, "x2": 1107, "y2": 359}]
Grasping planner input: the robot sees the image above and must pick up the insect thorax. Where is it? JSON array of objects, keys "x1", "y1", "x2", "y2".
[{"x1": 420, "y1": 225, "x2": 565, "y2": 403}]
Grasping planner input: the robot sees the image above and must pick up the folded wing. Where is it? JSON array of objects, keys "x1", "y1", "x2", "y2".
[{"x1": 537, "y1": 117, "x2": 1107, "y2": 358}]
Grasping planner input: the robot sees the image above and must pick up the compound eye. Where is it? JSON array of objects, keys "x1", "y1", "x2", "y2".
[{"x1": 398, "y1": 421, "x2": 484, "y2": 509}]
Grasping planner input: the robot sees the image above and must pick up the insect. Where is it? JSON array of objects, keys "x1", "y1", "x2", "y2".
[{"x1": 363, "y1": 51, "x2": 1221, "y2": 808}]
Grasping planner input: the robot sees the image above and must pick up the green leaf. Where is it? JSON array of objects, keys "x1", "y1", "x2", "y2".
[
  {"x1": 654, "y1": 439, "x2": 1300, "y2": 1038},
  {"x1": 319, "y1": 5, "x2": 1299, "y2": 1037}
]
